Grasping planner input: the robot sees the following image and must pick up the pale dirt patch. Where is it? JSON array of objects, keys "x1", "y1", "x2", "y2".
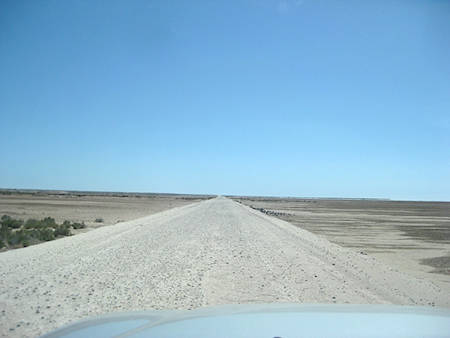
[{"x1": 232, "y1": 197, "x2": 450, "y2": 291}]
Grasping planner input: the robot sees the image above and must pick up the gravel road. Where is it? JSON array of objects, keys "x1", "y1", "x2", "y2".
[{"x1": 0, "y1": 197, "x2": 447, "y2": 337}]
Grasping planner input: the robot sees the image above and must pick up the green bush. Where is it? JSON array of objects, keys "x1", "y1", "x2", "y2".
[
  {"x1": 1, "y1": 222, "x2": 10, "y2": 234},
  {"x1": 0, "y1": 224, "x2": 11, "y2": 243},
  {"x1": 1, "y1": 215, "x2": 23, "y2": 229},
  {"x1": 24, "y1": 218, "x2": 42, "y2": 229},
  {"x1": 54, "y1": 225, "x2": 71, "y2": 237},
  {"x1": 71, "y1": 222, "x2": 86, "y2": 229},
  {"x1": 41, "y1": 217, "x2": 57, "y2": 228},
  {"x1": 24, "y1": 217, "x2": 58, "y2": 229},
  {"x1": 7, "y1": 229, "x2": 30, "y2": 246},
  {"x1": 37, "y1": 228, "x2": 55, "y2": 241},
  {"x1": 0, "y1": 216, "x2": 76, "y2": 249}
]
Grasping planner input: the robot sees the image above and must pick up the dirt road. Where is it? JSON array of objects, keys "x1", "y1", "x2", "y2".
[{"x1": 0, "y1": 197, "x2": 447, "y2": 337}]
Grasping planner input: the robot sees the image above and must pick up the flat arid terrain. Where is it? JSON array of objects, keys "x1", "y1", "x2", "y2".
[
  {"x1": 0, "y1": 195, "x2": 449, "y2": 336},
  {"x1": 231, "y1": 196, "x2": 450, "y2": 290},
  {"x1": 0, "y1": 190, "x2": 211, "y2": 232}
]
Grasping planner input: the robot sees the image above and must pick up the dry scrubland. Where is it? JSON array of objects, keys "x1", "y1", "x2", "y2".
[
  {"x1": 0, "y1": 190, "x2": 211, "y2": 232},
  {"x1": 0, "y1": 191, "x2": 211, "y2": 250},
  {"x1": 231, "y1": 196, "x2": 450, "y2": 289},
  {"x1": 0, "y1": 193, "x2": 449, "y2": 337}
]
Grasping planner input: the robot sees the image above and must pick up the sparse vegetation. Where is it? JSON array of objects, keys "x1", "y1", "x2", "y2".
[
  {"x1": 54, "y1": 224, "x2": 71, "y2": 237},
  {"x1": 71, "y1": 221, "x2": 86, "y2": 229},
  {"x1": 1, "y1": 215, "x2": 23, "y2": 229},
  {"x1": 0, "y1": 215, "x2": 88, "y2": 250}
]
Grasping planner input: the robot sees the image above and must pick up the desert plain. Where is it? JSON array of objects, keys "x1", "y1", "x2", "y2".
[
  {"x1": 0, "y1": 191, "x2": 449, "y2": 337},
  {"x1": 231, "y1": 196, "x2": 450, "y2": 284}
]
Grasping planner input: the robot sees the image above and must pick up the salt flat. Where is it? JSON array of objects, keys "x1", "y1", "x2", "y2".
[
  {"x1": 231, "y1": 196, "x2": 450, "y2": 289},
  {"x1": 0, "y1": 197, "x2": 447, "y2": 337}
]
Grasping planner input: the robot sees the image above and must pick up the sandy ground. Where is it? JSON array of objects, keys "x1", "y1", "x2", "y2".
[
  {"x1": 231, "y1": 197, "x2": 450, "y2": 292},
  {"x1": 0, "y1": 192, "x2": 209, "y2": 233},
  {"x1": 0, "y1": 197, "x2": 448, "y2": 337}
]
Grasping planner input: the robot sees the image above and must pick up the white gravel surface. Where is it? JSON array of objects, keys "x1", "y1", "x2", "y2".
[{"x1": 0, "y1": 197, "x2": 448, "y2": 337}]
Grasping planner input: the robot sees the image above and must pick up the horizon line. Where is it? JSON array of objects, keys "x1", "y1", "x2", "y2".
[{"x1": 1, "y1": 187, "x2": 449, "y2": 203}]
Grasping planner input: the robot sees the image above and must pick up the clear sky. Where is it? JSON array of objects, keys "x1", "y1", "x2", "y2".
[{"x1": 1, "y1": 0, "x2": 449, "y2": 201}]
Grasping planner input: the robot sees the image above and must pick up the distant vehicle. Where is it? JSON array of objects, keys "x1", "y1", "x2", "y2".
[{"x1": 42, "y1": 303, "x2": 450, "y2": 338}]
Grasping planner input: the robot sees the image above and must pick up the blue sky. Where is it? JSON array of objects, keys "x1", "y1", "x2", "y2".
[{"x1": 1, "y1": 0, "x2": 449, "y2": 200}]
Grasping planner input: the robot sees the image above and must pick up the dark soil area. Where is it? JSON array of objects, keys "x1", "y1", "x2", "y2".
[{"x1": 421, "y1": 256, "x2": 450, "y2": 275}]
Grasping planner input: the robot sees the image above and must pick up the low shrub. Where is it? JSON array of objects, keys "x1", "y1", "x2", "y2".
[
  {"x1": 54, "y1": 225, "x2": 71, "y2": 237},
  {"x1": 1, "y1": 215, "x2": 23, "y2": 229},
  {"x1": 0, "y1": 225, "x2": 11, "y2": 243},
  {"x1": 1, "y1": 216, "x2": 81, "y2": 249},
  {"x1": 38, "y1": 228, "x2": 55, "y2": 241},
  {"x1": 24, "y1": 217, "x2": 59, "y2": 229},
  {"x1": 24, "y1": 218, "x2": 42, "y2": 229},
  {"x1": 7, "y1": 229, "x2": 30, "y2": 246},
  {"x1": 41, "y1": 217, "x2": 57, "y2": 228},
  {"x1": 71, "y1": 222, "x2": 86, "y2": 229}
]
